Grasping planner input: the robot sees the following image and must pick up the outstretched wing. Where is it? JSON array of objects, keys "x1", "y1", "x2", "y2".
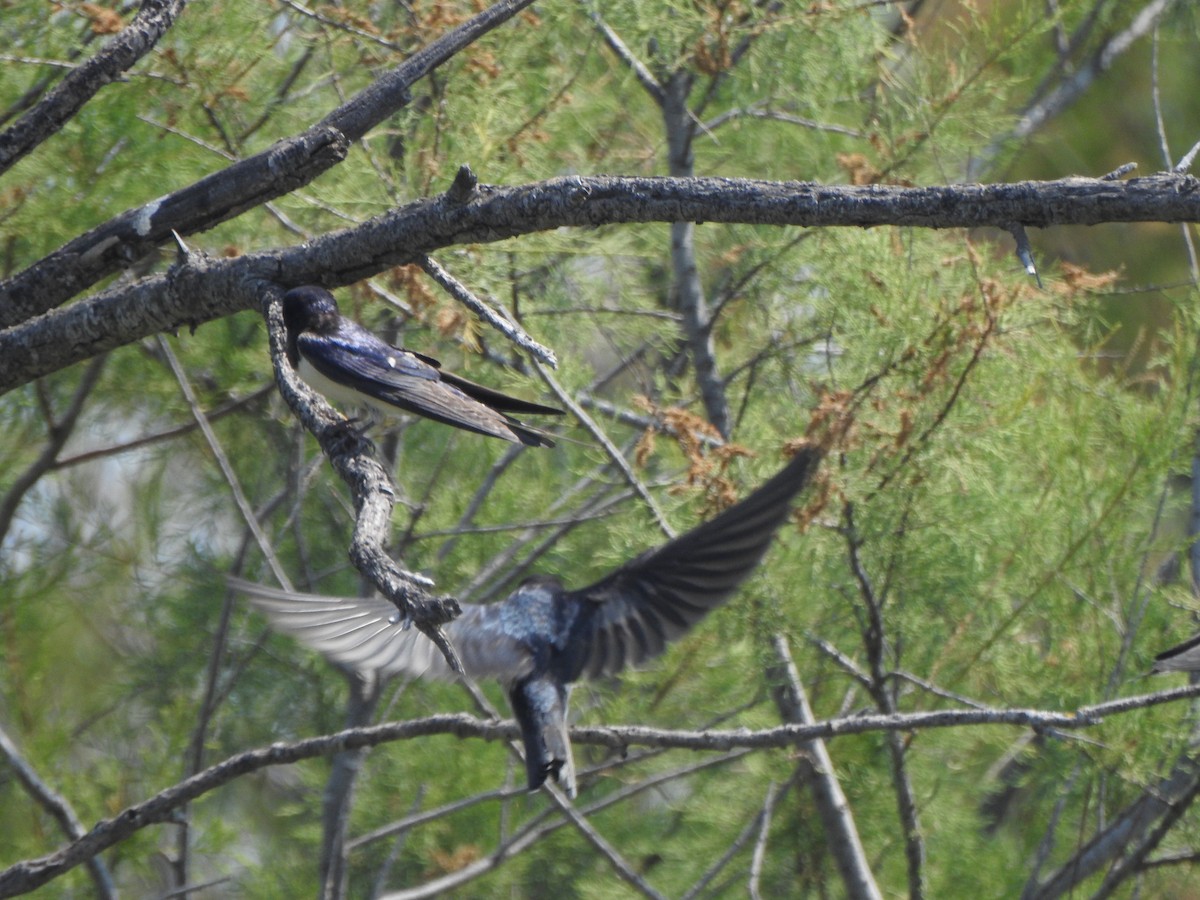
[
  {"x1": 560, "y1": 447, "x2": 821, "y2": 681},
  {"x1": 230, "y1": 579, "x2": 533, "y2": 681}
]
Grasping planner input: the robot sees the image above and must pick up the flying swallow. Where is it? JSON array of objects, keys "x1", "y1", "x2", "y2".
[
  {"x1": 281, "y1": 286, "x2": 563, "y2": 447},
  {"x1": 1152, "y1": 633, "x2": 1200, "y2": 673},
  {"x1": 232, "y1": 447, "x2": 821, "y2": 797}
]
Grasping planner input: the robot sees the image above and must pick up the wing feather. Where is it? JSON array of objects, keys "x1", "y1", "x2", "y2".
[
  {"x1": 230, "y1": 579, "x2": 532, "y2": 681},
  {"x1": 1153, "y1": 632, "x2": 1200, "y2": 673},
  {"x1": 297, "y1": 328, "x2": 554, "y2": 446},
  {"x1": 562, "y1": 448, "x2": 821, "y2": 680}
]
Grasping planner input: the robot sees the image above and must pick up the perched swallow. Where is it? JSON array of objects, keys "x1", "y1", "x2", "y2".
[
  {"x1": 281, "y1": 286, "x2": 563, "y2": 447},
  {"x1": 233, "y1": 447, "x2": 821, "y2": 797},
  {"x1": 1152, "y1": 633, "x2": 1200, "y2": 673}
]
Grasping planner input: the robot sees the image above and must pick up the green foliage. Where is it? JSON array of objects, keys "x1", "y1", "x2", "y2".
[{"x1": 3, "y1": 0, "x2": 1200, "y2": 897}]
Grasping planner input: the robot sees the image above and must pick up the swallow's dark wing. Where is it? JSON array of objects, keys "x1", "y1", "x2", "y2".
[
  {"x1": 560, "y1": 447, "x2": 821, "y2": 681},
  {"x1": 296, "y1": 326, "x2": 555, "y2": 446},
  {"x1": 231, "y1": 579, "x2": 533, "y2": 681},
  {"x1": 397, "y1": 349, "x2": 562, "y2": 418},
  {"x1": 1153, "y1": 633, "x2": 1200, "y2": 673},
  {"x1": 436, "y1": 369, "x2": 564, "y2": 418}
]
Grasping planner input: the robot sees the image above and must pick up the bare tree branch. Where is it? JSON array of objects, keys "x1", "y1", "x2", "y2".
[
  {"x1": 531, "y1": 357, "x2": 676, "y2": 538},
  {"x1": 1026, "y1": 754, "x2": 1200, "y2": 899},
  {"x1": 844, "y1": 502, "x2": 926, "y2": 898},
  {"x1": 158, "y1": 332, "x2": 293, "y2": 890},
  {"x1": 680, "y1": 780, "x2": 778, "y2": 900},
  {"x1": 704, "y1": 102, "x2": 865, "y2": 138},
  {"x1": 967, "y1": 0, "x2": 1183, "y2": 178},
  {"x1": 581, "y1": 2, "x2": 664, "y2": 103},
  {"x1": 417, "y1": 247, "x2": 557, "y2": 367},
  {"x1": 544, "y1": 785, "x2": 667, "y2": 900},
  {"x1": 0, "y1": 725, "x2": 116, "y2": 900},
  {"x1": 159, "y1": 334, "x2": 293, "y2": 589},
  {"x1": 0, "y1": 715, "x2": 509, "y2": 899},
  {"x1": 320, "y1": 675, "x2": 383, "y2": 900},
  {"x1": 5, "y1": 172, "x2": 1197, "y2": 398},
  {"x1": 48, "y1": 385, "x2": 272, "y2": 470},
  {"x1": 748, "y1": 781, "x2": 780, "y2": 900},
  {"x1": 0, "y1": 0, "x2": 188, "y2": 175},
  {"x1": 654, "y1": 49, "x2": 732, "y2": 438},
  {"x1": 351, "y1": 748, "x2": 750, "y2": 853},
  {"x1": 768, "y1": 634, "x2": 882, "y2": 900},
  {"x1": 1014, "y1": 0, "x2": 1180, "y2": 142},
  {"x1": 7, "y1": 683, "x2": 1200, "y2": 897},
  {"x1": 0, "y1": 0, "x2": 539, "y2": 326},
  {"x1": 0, "y1": 354, "x2": 107, "y2": 549}
]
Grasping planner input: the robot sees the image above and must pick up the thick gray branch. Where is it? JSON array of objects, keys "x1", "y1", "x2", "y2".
[
  {"x1": 0, "y1": 715, "x2": 507, "y2": 899},
  {"x1": 660, "y1": 72, "x2": 732, "y2": 437},
  {"x1": 0, "y1": 126, "x2": 351, "y2": 331},
  {"x1": 0, "y1": 0, "x2": 538, "y2": 328},
  {"x1": 3, "y1": 172, "x2": 1197, "y2": 398},
  {"x1": 0, "y1": 0, "x2": 188, "y2": 175},
  {"x1": 767, "y1": 635, "x2": 881, "y2": 900},
  {"x1": 1025, "y1": 755, "x2": 1200, "y2": 899}
]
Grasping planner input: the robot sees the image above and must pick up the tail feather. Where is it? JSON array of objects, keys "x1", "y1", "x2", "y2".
[
  {"x1": 437, "y1": 370, "x2": 564, "y2": 418},
  {"x1": 510, "y1": 677, "x2": 576, "y2": 798}
]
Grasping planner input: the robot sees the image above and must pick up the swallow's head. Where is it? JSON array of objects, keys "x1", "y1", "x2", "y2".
[{"x1": 282, "y1": 286, "x2": 341, "y2": 338}]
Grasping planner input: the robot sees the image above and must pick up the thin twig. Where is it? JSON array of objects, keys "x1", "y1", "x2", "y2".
[
  {"x1": 50, "y1": 386, "x2": 272, "y2": 470},
  {"x1": 0, "y1": 726, "x2": 116, "y2": 900},
  {"x1": 531, "y1": 358, "x2": 676, "y2": 538},
  {"x1": 545, "y1": 785, "x2": 667, "y2": 900},
  {"x1": 0, "y1": 354, "x2": 107, "y2": 548},
  {"x1": 747, "y1": 781, "x2": 779, "y2": 900},
  {"x1": 418, "y1": 255, "x2": 557, "y2": 367},
  {"x1": 703, "y1": 104, "x2": 864, "y2": 138},
  {"x1": 10, "y1": 683, "x2": 1200, "y2": 896},
  {"x1": 843, "y1": 502, "x2": 926, "y2": 899},
  {"x1": 158, "y1": 335, "x2": 293, "y2": 591},
  {"x1": 580, "y1": 1, "x2": 664, "y2": 104},
  {"x1": 680, "y1": 792, "x2": 771, "y2": 900}
]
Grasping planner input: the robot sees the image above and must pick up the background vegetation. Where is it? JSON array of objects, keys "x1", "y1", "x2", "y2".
[{"x1": 2, "y1": 1, "x2": 1200, "y2": 897}]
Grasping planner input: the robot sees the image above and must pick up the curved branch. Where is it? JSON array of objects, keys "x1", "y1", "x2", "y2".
[
  {"x1": 259, "y1": 289, "x2": 463, "y2": 654},
  {"x1": 3, "y1": 171, "x2": 1198, "y2": 397},
  {"x1": 0, "y1": 354, "x2": 107, "y2": 548},
  {"x1": 0, "y1": 715, "x2": 507, "y2": 899}
]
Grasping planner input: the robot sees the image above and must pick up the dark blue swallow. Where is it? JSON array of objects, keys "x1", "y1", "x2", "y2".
[
  {"x1": 232, "y1": 447, "x2": 820, "y2": 797},
  {"x1": 1152, "y1": 633, "x2": 1200, "y2": 673},
  {"x1": 281, "y1": 286, "x2": 563, "y2": 447}
]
